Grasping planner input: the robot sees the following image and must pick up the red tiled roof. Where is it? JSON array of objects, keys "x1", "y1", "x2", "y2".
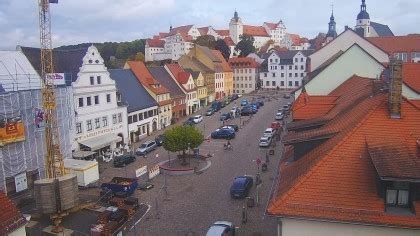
[
  {"x1": 166, "y1": 63, "x2": 190, "y2": 85},
  {"x1": 212, "y1": 50, "x2": 232, "y2": 72},
  {"x1": 198, "y1": 27, "x2": 209, "y2": 35},
  {"x1": 268, "y1": 76, "x2": 420, "y2": 228},
  {"x1": 0, "y1": 191, "x2": 26, "y2": 235},
  {"x1": 402, "y1": 63, "x2": 420, "y2": 93},
  {"x1": 228, "y1": 57, "x2": 260, "y2": 69},
  {"x1": 367, "y1": 35, "x2": 420, "y2": 55},
  {"x1": 178, "y1": 72, "x2": 191, "y2": 84},
  {"x1": 223, "y1": 37, "x2": 235, "y2": 47},
  {"x1": 167, "y1": 25, "x2": 193, "y2": 37},
  {"x1": 126, "y1": 61, "x2": 169, "y2": 95},
  {"x1": 292, "y1": 89, "x2": 338, "y2": 120},
  {"x1": 215, "y1": 29, "x2": 229, "y2": 37},
  {"x1": 243, "y1": 25, "x2": 269, "y2": 37},
  {"x1": 264, "y1": 22, "x2": 279, "y2": 30},
  {"x1": 159, "y1": 32, "x2": 169, "y2": 39},
  {"x1": 146, "y1": 39, "x2": 165, "y2": 48}
]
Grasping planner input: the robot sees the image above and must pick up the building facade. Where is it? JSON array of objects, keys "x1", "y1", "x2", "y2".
[
  {"x1": 229, "y1": 57, "x2": 260, "y2": 94},
  {"x1": 354, "y1": 0, "x2": 394, "y2": 37},
  {"x1": 212, "y1": 50, "x2": 233, "y2": 97},
  {"x1": 110, "y1": 69, "x2": 159, "y2": 143},
  {"x1": 72, "y1": 46, "x2": 128, "y2": 151},
  {"x1": 145, "y1": 39, "x2": 165, "y2": 62},
  {"x1": 260, "y1": 50, "x2": 311, "y2": 89},
  {"x1": 186, "y1": 70, "x2": 208, "y2": 107}
]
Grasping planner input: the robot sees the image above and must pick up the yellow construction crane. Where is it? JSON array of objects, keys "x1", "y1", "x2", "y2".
[{"x1": 38, "y1": 0, "x2": 64, "y2": 179}]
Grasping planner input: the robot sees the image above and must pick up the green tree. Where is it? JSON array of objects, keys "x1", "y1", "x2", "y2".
[
  {"x1": 215, "y1": 39, "x2": 231, "y2": 61},
  {"x1": 134, "y1": 52, "x2": 145, "y2": 62},
  {"x1": 163, "y1": 126, "x2": 204, "y2": 165},
  {"x1": 194, "y1": 35, "x2": 216, "y2": 49},
  {"x1": 235, "y1": 35, "x2": 256, "y2": 57}
]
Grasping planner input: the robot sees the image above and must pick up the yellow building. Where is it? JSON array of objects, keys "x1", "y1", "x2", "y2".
[
  {"x1": 186, "y1": 70, "x2": 208, "y2": 106},
  {"x1": 212, "y1": 50, "x2": 233, "y2": 97}
]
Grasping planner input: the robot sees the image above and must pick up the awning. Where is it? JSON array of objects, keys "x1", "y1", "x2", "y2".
[
  {"x1": 78, "y1": 133, "x2": 122, "y2": 151},
  {"x1": 72, "y1": 151, "x2": 96, "y2": 159}
]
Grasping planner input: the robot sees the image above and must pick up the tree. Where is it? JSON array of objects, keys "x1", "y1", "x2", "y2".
[
  {"x1": 194, "y1": 35, "x2": 216, "y2": 49},
  {"x1": 215, "y1": 39, "x2": 231, "y2": 61},
  {"x1": 134, "y1": 52, "x2": 145, "y2": 62},
  {"x1": 235, "y1": 35, "x2": 256, "y2": 57},
  {"x1": 163, "y1": 126, "x2": 204, "y2": 165}
]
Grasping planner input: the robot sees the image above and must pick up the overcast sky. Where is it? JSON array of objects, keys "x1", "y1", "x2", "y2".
[{"x1": 0, "y1": 0, "x2": 419, "y2": 50}]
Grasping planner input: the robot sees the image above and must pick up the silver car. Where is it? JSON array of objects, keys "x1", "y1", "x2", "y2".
[
  {"x1": 135, "y1": 140, "x2": 157, "y2": 155},
  {"x1": 206, "y1": 221, "x2": 235, "y2": 236},
  {"x1": 259, "y1": 136, "x2": 272, "y2": 147}
]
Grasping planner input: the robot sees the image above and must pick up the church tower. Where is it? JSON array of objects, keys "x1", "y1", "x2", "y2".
[
  {"x1": 355, "y1": 0, "x2": 371, "y2": 37},
  {"x1": 229, "y1": 11, "x2": 243, "y2": 44},
  {"x1": 326, "y1": 7, "x2": 337, "y2": 40}
]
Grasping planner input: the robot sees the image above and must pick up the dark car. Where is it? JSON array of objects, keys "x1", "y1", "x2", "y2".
[
  {"x1": 257, "y1": 100, "x2": 264, "y2": 106},
  {"x1": 155, "y1": 135, "x2": 165, "y2": 146},
  {"x1": 230, "y1": 94, "x2": 239, "y2": 101},
  {"x1": 250, "y1": 103, "x2": 260, "y2": 109},
  {"x1": 183, "y1": 118, "x2": 196, "y2": 126},
  {"x1": 206, "y1": 108, "x2": 215, "y2": 116},
  {"x1": 243, "y1": 105, "x2": 257, "y2": 113},
  {"x1": 283, "y1": 93, "x2": 291, "y2": 99},
  {"x1": 220, "y1": 113, "x2": 231, "y2": 121},
  {"x1": 113, "y1": 154, "x2": 136, "y2": 168},
  {"x1": 230, "y1": 176, "x2": 253, "y2": 198},
  {"x1": 241, "y1": 108, "x2": 254, "y2": 116},
  {"x1": 220, "y1": 124, "x2": 239, "y2": 132},
  {"x1": 211, "y1": 128, "x2": 235, "y2": 139}
]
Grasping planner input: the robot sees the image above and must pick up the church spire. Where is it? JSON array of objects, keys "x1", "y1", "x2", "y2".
[
  {"x1": 357, "y1": 0, "x2": 370, "y2": 20},
  {"x1": 326, "y1": 4, "x2": 337, "y2": 38}
]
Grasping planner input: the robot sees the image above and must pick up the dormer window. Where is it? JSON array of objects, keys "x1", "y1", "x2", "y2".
[{"x1": 386, "y1": 182, "x2": 410, "y2": 208}]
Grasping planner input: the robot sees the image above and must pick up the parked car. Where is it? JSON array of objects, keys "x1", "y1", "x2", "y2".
[
  {"x1": 206, "y1": 221, "x2": 235, "y2": 236},
  {"x1": 257, "y1": 100, "x2": 264, "y2": 106},
  {"x1": 220, "y1": 113, "x2": 231, "y2": 121},
  {"x1": 224, "y1": 99, "x2": 230, "y2": 106},
  {"x1": 206, "y1": 108, "x2": 215, "y2": 116},
  {"x1": 211, "y1": 101, "x2": 222, "y2": 111},
  {"x1": 155, "y1": 135, "x2": 165, "y2": 146},
  {"x1": 263, "y1": 128, "x2": 276, "y2": 138},
  {"x1": 283, "y1": 104, "x2": 290, "y2": 112},
  {"x1": 259, "y1": 136, "x2": 272, "y2": 147},
  {"x1": 271, "y1": 121, "x2": 282, "y2": 131},
  {"x1": 240, "y1": 99, "x2": 248, "y2": 106},
  {"x1": 220, "y1": 124, "x2": 239, "y2": 132},
  {"x1": 206, "y1": 221, "x2": 236, "y2": 236},
  {"x1": 230, "y1": 94, "x2": 239, "y2": 101},
  {"x1": 250, "y1": 102, "x2": 260, "y2": 109},
  {"x1": 211, "y1": 128, "x2": 235, "y2": 139},
  {"x1": 240, "y1": 108, "x2": 254, "y2": 116},
  {"x1": 135, "y1": 140, "x2": 157, "y2": 155},
  {"x1": 243, "y1": 105, "x2": 257, "y2": 113},
  {"x1": 275, "y1": 112, "x2": 284, "y2": 120},
  {"x1": 283, "y1": 93, "x2": 291, "y2": 99},
  {"x1": 192, "y1": 115, "x2": 203, "y2": 123},
  {"x1": 113, "y1": 154, "x2": 136, "y2": 167},
  {"x1": 183, "y1": 118, "x2": 196, "y2": 126},
  {"x1": 230, "y1": 176, "x2": 253, "y2": 198}
]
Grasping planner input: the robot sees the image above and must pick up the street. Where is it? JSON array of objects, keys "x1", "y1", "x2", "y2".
[{"x1": 88, "y1": 90, "x2": 291, "y2": 236}]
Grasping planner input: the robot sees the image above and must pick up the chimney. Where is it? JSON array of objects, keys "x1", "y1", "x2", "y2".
[
  {"x1": 345, "y1": 25, "x2": 349, "y2": 30},
  {"x1": 388, "y1": 59, "x2": 403, "y2": 119}
]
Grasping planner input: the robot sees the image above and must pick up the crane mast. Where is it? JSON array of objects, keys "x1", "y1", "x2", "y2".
[{"x1": 38, "y1": 0, "x2": 64, "y2": 179}]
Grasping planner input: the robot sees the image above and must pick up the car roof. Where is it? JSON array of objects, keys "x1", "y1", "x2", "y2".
[
  {"x1": 206, "y1": 225, "x2": 228, "y2": 236},
  {"x1": 265, "y1": 128, "x2": 274, "y2": 132},
  {"x1": 194, "y1": 115, "x2": 201, "y2": 118},
  {"x1": 143, "y1": 140, "x2": 154, "y2": 144}
]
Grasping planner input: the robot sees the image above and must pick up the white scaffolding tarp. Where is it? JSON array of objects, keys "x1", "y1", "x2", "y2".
[{"x1": 0, "y1": 87, "x2": 74, "y2": 191}]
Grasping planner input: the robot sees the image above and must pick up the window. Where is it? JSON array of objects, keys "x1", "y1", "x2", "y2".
[
  {"x1": 295, "y1": 73, "x2": 298, "y2": 77},
  {"x1": 245, "y1": 84, "x2": 248, "y2": 88},
  {"x1": 295, "y1": 65, "x2": 298, "y2": 70},
  {"x1": 301, "y1": 65, "x2": 304, "y2": 70},
  {"x1": 272, "y1": 73, "x2": 276, "y2": 77},
  {"x1": 102, "y1": 116, "x2": 108, "y2": 127},
  {"x1": 86, "y1": 120, "x2": 92, "y2": 131},
  {"x1": 289, "y1": 73, "x2": 292, "y2": 77},
  {"x1": 139, "y1": 113, "x2": 143, "y2": 120},
  {"x1": 289, "y1": 66, "x2": 292, "y2": 70},
  {"x1": 411, "y1": 52, "x2": 420, "y2": 62},
  {"x1": 118, "y1": 113, "x2": 122, "y2": 123},
  {"x1": 301, "y1": 58, "x2": 304, "y2": 62},
  {"x1": 301, "y1": 73, "x2": 304, "y2": 77},
  {"x1": 281, "y1": 73, "x2": 284, "y2": 78},
  {"x1": 78, "y1": 98, "x2": 83, "y2": 107},
  {"x1": 272, "y1": 81, "x2": 276, "y2": 86},
  {"x1": 295, "y1": 81, "x2": 299, "y2": 86},
  {"x1": 264, "y1": 73, "x2": 267, "y2": 77},
  {"x1": 94, "y1": 95, "x2": 99, "y2": 105},
  {"x1": 106, "y1": 94, "x2": 111, "y2": 103},
  {"x1": 394, "y1": 52, "x2": 408, "y2": 62},
  {"x1": 288, "y1": 81, "x2": 292, "y2": 87},
  {"x1": 249, "y1": 84, "x2": 252, "y2": 88},
  {"x1": 87, "y1": 97, "x2": 92, "y2": 106},
  {"x1": 294, "y1": 58, "x2": 298, "y2": 62},
  {"x1": 76, "y1": 122, "x2": 82, "y2": 134},
  {"x1": 386, "y1": 182, "x2": 409, "y2": 207},
  {"x1": 97, "y1": 76, "x2": 101, "y2": 84},
  {"x1": 281, "y1": 66, "x2": 284, "y2": 70},
  {"x1": 90, "y1": 76, "x2": 94, "y2": 85},
  {"x1": 269, "y1": 59, "x2": 273, "y2": 63},
  {"x1": 281, "y1": 81, "x2": 285, "y2": 86},
  {"x1": 148, "y1": 110, "x2": 153, "y2": 117},
  {"x1": 95, "y1": 118, "x2": 100, "y2": 129},
  {"x1": 133, "y1": 114, "x2": 138, "y2": 123},
  {"x1": 112, "y1": 114, "x2": 117, "y2": 124},
  {"x1": 266, "y1": 81, "x2": 269, "y2": 86}
]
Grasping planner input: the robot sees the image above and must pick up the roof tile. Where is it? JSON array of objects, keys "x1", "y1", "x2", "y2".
[{"x1": 0, "y1": 191, "x2": 26, "y2": 235}]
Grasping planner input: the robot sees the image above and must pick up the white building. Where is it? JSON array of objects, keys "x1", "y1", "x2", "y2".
[
  {"x1": 229, "y1": 57, "x2": 260, "y2": 94},
  {"x1": 110, "y1": 69, "x2": 159, "y2": 143},
  {"x1": 145, "y1": 39, "x2": 165, "y2": 62},
  {"x1": 260, "y1": 50, "x2": 312, "y2": 89},
  {"x1": 354, "y1": 0, "x2": 394, "y2": 37},
  {"x1": 72, "y1": 46, "x2": 128, "y2": 152}
]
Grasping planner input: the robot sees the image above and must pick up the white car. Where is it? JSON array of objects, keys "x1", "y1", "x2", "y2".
[
  {"x1": 192, "y1": 115, "x2": 203, "y2": 123},
  {"x1": 259, "y1": 136, "x2": 272, "y2": 147},
  {"x1": 275, "y1": 112, "x2": 284, "y2": 120},
  {"x1": 263, "y1": 128, "x2": 276, "y2": 138},
  {"x1": 206, "y1": 221, "x2": 235, "y2": 236}
]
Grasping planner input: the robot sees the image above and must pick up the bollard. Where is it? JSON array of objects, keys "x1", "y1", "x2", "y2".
[{"x1": 241, "y1": 206, "x2": 247, "y2": 224}]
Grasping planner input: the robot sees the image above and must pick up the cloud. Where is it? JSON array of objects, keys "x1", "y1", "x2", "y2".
[{"x1": 0, "y1": 0, "x2": 418, "y2": 50}]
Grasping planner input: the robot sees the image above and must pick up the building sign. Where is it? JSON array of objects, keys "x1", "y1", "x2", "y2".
[
  {"x1": 15, "y1": 172, "x2": 28, "y2": 193},
  {"x1": 46, "y1": 73, "x2": 65, "y2": 85},
  {"x1": 75, "y1": 124, "x2": 123, "y2": 141},
  {"x1": 135, "y1": 166, "x2": 148, "y2": 178},
  {"x1": 34, "y1": 107, "x2": 46, "y2": 130},
  {"x1": 0, "y1": 116, "x2": 25, "y2": 146}
]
